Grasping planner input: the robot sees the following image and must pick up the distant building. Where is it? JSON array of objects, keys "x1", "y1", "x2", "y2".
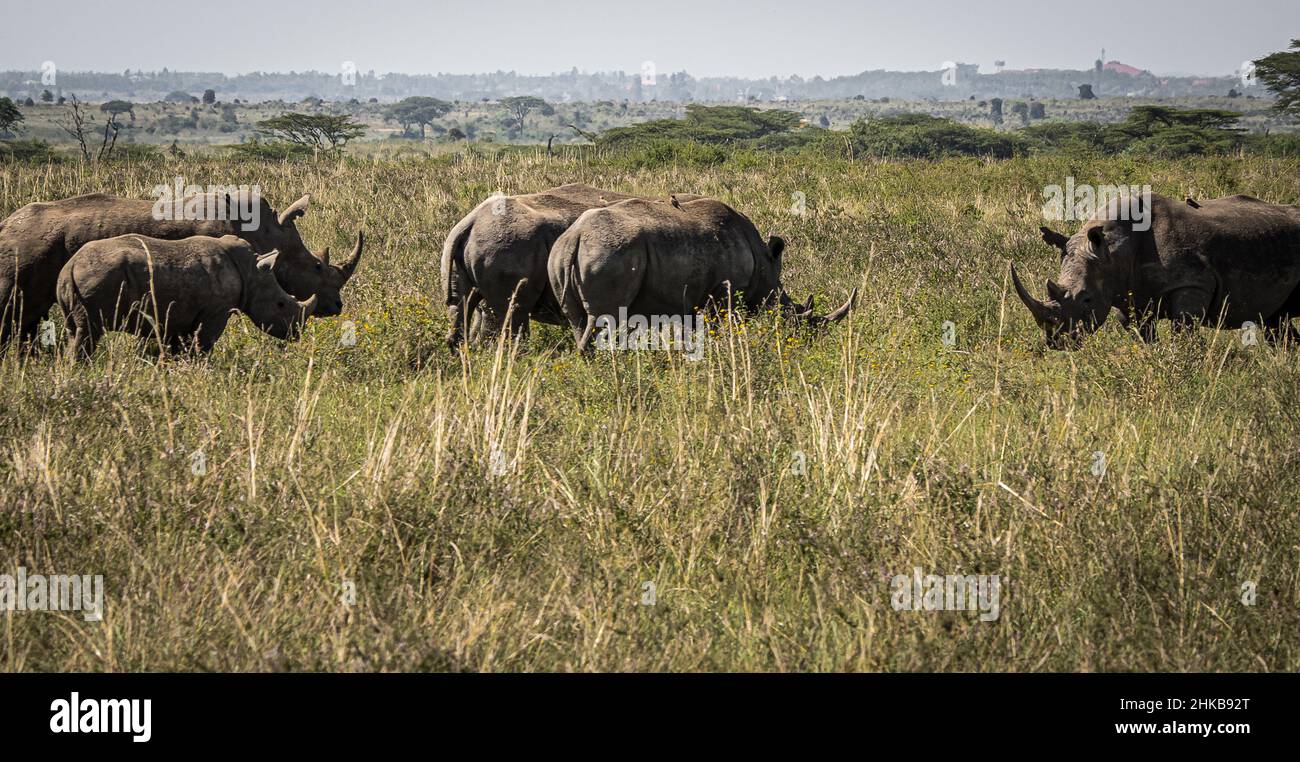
[{"x1": 1102, "y1": 61, "x2": 1146, "y2": 77}]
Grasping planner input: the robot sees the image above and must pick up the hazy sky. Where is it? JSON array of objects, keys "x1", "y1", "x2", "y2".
[{"x1": 1, "y1": 0, "x2": 1295, "y2": 78}]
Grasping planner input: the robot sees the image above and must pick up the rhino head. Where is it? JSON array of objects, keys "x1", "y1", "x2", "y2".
[
  {"x1": 228, "y1": 192, "x2": 363, "y2": 317},
  {"x1": 758, "y1": 235, "x2": 857, "y2": 326},
  {"x1": 244, "y1": 250, "x2": 317, "y2": 340},
  {"x1": 1014, "y1": 208, "x2": 1145, "y2": 349}
]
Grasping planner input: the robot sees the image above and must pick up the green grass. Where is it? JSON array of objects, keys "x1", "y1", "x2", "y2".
[{"x1": 2, "y1": 149, "x2": 1299, "y2": 671}]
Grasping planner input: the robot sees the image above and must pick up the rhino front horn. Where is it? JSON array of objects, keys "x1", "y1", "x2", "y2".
[
  {"x1": 823, "y1": 288, "x2": 856, "y2": 323},
  {"x1": 341, "y1": 231, "x2": 364, "y2": 281},
  {"x1": 808, "y1": 288, "x2": 856, "y2": 326},
  {"x1": 1010, "y1": 264, "x2": 1051, "y2": 322}
]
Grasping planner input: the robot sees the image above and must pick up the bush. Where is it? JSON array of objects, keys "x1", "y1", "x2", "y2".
[
  {"x1": 603, "y1": 138, "x2": 728, "y2": 170},
  {"x1": 226, "y1": 139, "x2": 316, "y2": 160},
  {"x1": 0, "y1": 139, "x2": 58, "y2": 162},
  {"x1": 1024, "y1": 106, "x2": 1248, "y2": 157},
  {"x1": 597, "y1": 104, "x2": 802, "y2": 147},
  {"x1": 848, "y1": 114, "x2": 1021, "y2": 159},
  {"x1": 1247, "y1": 133, "x2": 1300, "y2": 157}
]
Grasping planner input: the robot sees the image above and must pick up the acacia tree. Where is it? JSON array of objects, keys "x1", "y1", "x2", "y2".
[
  {"x1": 1254, "y1": 39, "x2": 1300, "y2": 117},
  {"x1": 383, "y1": 96, "x2": 451, "y2": 138},
  {"x1": 0, "y1": 97, "x2": 23, "y2": 136},
  {"x1": 501, "y1": 96, "x2": 547, "y2": 133},
  {"x1": 256, "y1": 112, "x2": 366, "y2": 152},
  {"x1": 100, "y1": 100, "x2": 135, "y2": 122}
]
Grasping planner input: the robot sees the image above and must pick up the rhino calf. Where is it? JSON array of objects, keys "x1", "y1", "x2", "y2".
[
  {"x1": 0, "y1": 191, "x2": 361, "y2": 347},
  {"x1": 57, "y1": 234, "x2": 316, "y2": 359}
]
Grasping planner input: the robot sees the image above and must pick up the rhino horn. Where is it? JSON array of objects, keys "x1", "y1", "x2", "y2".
[
  {"x1": 1046, "y1": 279, "x2": 1066, "y2": 302},
  {"x1": 277, "y1": 194, "x2": 310, "y2": 227},
  {"x1": 806, "y1": 288, "x2": 856, "y2": 326},
  {"x1": 340, "y1": 231, "x2": 364, "y2": 281},
  {"x1": 1011, "y1": 264, "x2": 1052, "y2": 322},
  {"x1": 822, "y1": 288, "x2": 856, "y2": 323}
]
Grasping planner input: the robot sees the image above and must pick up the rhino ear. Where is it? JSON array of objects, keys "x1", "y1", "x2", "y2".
[
  {"x1": 1040, "y1": 226, "x2": 1069, "y2": 257},
  {"x1": 277, "y1": 194, "x2": 310, "y2": 227},
  {"x1": 1087, "y1": 225, "x2": 1107, "y2": 252},
  {"x1": 256, "y1": 249, "x2": 281, "y2": 272},
  {"x1": 768, "y1": 235, "x2": 785, "y2": 260}
]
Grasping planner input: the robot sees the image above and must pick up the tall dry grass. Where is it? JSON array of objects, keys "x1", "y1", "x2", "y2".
[{"x1": 1, "y1": 148, "x2": 1298, "y2": 670}]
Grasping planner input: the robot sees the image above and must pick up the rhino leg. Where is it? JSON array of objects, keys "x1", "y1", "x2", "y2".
[
  {"x1": 468, "y1": 307, "x2": 486, "y2": 343},
  {"x1": 0, "y1": 277, "x2": 16, "y2": 346},
  {"x1": 575, "y1": 314, "x2": 598, "y2": 353},
  {"x1": 478, "y1": 279, "x2": 538, "y2": 344},
  {"x1": 1262, "y1": 283, "x2": 1300, "y2": 347},
  {"x1": 65, "y1": 309, "x2": 101, "y2": 362},
  {"x1": 1136, "y1": 315, "x2": 1158, "y2": 343},
  {"x1": 167, "y1": 333, "x2": 196, "y2": 356},
  {"x1": 1262, "y1": 314, "x2": 1300, "y2": 347},
  {"x1": 1162, "y1": 286, "x2": 1212, "y2": 336},
  {"x1": 195, "y1": 312, "x2": 232, "y2": 354},
  {"x1": 446, "y1": 288, "x2": 483, "y2": 350}
]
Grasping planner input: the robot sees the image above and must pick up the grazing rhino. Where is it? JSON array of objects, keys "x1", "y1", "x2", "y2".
[
  {"x1": 440, "y1": 183, "x2": 707, "y2": 349},
  {"x1": 1014, "y1": 193, "x2": 1300, "y2": 349},
  {"x1": 57, "y1": 234, "x2": 316, "y2": 359},
  {"x1": 0, "y1": 190, "x2": 361, "y2": 345},
  {"x1": 441, "y1": 184, "x2": 640, "y2": 348},
  {"x1": 547, "y1": 196, "x2": 855, "y2": 351}
]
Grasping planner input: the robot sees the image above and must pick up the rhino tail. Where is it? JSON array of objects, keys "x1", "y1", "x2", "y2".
[
  {"x1": 553, "y1": 227, "x2": 588, "y2": 332},
  {"x1": 440, "y1": 213, "x2": 476, "y2": 307},
  {"x1": 56, "y1": 261, "x2": 81, "y2": 320}
]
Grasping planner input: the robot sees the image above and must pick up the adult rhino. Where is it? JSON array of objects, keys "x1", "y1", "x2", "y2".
[
  {"x1": 547, "y1": 196, "x2": 855, "y2": 351},
  {"x1": 58, "y1": 234, "x2": 316, "y2": 359},
  {"x1": 440, "y1": 184, "x2": 642, "y2": 349},
  {"x1": 0, "y1": 191, "x2": 361, "y2": 344},
  {"x1": 1013, "y1": 193, "x2": 1300, "y2": 349},
  {"x1": 440, "y1": 184, "x2": 710, "y2": 349}
]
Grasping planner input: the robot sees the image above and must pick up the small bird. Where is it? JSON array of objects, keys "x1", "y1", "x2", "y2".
[{"x1": 669, "y1": 194, "x2": 682, "y2": 209}]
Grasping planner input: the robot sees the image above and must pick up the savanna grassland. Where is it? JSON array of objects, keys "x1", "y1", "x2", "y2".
[{"x1": 2, "y1": 147, "x2": 1299, "y2": 671}]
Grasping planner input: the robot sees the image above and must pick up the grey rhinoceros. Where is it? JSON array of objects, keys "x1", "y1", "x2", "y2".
[
  {"x1": 546, "y1": 196, "x2": 855, "y2": 351},
  {"x1": 1014, "y1": 193, "x2": 1300, "y2": 349},
  {"x1": 57, "y1": 234, "x2": 316, "y2": 359},
  {"x1": 0, "y1": 191, "x2": 361, "y2": 345},
  {"x1": 440, "y1": 183, "x2": 640, "y2": 348}
]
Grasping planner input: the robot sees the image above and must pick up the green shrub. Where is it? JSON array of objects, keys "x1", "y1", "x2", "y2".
[
  {"x1": 0, "y1": 139, "x2": 58, "y2": 162},
  {"x1": 849, "y1": 114, "x2": 1022, "y2": 158},
  {"x1": 226, "y1": 139, "x2": 317, "y2": 160}
]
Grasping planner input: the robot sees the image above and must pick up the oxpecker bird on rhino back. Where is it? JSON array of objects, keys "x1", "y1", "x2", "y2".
[
  {"x1": 546, "y1": 196, "x2": 855, "y2": 352},
  {"x1": 0, "y1": 190, "x2": 361, "y2": 345},
  {"x1": 1014, "y1": 193, "x2": 1300, "y2": 349}
]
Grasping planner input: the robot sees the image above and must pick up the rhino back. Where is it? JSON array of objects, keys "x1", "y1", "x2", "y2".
[
  {"x1": 1146, "y1": 194, "x2": 1300, "y2": 322},
  {"x1": 54, "y1": 194, "x2": 234, "y2": 254},
  {"x1": 66, "y1": 236, "x2": 242, "y2": 328},
  {"x1": 574, "y1": 198, "x2": 759, "y2": 315}
]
